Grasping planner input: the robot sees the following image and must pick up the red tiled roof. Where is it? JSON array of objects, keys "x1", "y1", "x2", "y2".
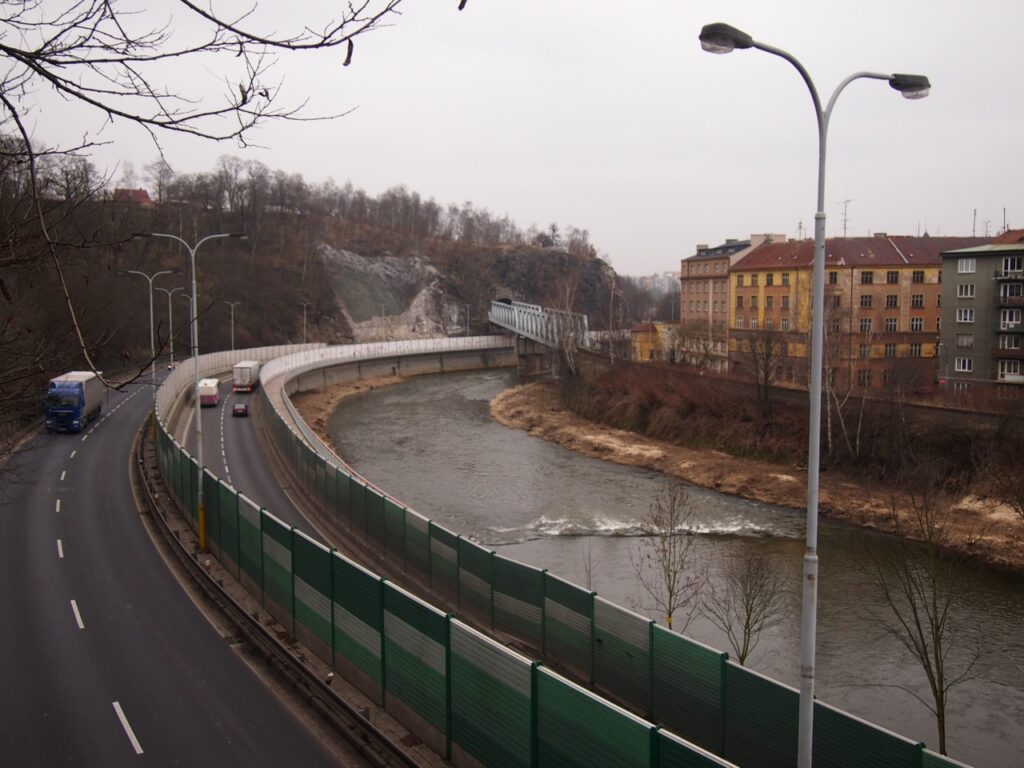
[
  {"x1": 733, "y1": 236, "x2": 988, "y2": 270},
  {"x1": 992, "y1": 229, "x2": 1024, "y2": 245},
  {"x1": 113, "y1": 188, "x2": 152, "y2": 204}
]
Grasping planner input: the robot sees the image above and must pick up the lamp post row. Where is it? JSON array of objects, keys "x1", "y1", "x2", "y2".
[
  {"x1": 134, "y1": 232, "x2": 246, "y2": 553},
  {"x1": 699, "y1": 22, "x2": 930, "y2": 768}
]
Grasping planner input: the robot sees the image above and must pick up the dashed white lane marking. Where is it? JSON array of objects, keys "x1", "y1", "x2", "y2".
[
  {"x1": 70, "y1": 600, "x2": 85, "y2": 629},
  {"x1": 60, "y1": 470, "x2": 66, "y2": 482},
  {"x1": 80, "y1": 434, "x2": 88, "y2": 442},
  {"x1": 55, "y1": 499, "x2": 61, "y2": 513},
  {"x1": 70, "y1": 450, "x2": 76, "y2": 459},
  {"x1": 112, "y1": 702, "x2": 144, "y2": 755},
  {"x1": 57, "y1": 539, "x2": 64, "y2": 559}
]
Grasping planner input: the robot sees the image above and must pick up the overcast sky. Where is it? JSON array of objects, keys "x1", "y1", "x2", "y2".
[{"x1": 41, "y1": 0, "x2": 1022, "y2": 275}]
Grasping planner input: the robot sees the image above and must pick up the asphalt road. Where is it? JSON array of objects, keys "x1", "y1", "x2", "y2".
[
  {"x1": 187, "y1": 379, "x2": 318, "y2": 537},
  {"x1": 0, "y1": 377, "x2": 340, "y2": 766}
]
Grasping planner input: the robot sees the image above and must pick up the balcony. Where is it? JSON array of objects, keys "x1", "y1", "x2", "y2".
[
  {"x1": 994, "y1": 346, "x2": 1024, "y2": 359},
  {"x1": 997, "y1": 294, "x2": 1024, "y2": 307},
  {"x1": 995, "y1": 269, "x2": 1024, "y2": 280},
  {"x1": 995, "y1": 322, "x2": 1024, "y2": 333}
]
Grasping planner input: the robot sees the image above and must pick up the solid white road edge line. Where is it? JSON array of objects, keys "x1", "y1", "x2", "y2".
[
  {"x1": 57, "y1": 539, "x2": 64, "y2": 559},
  {"x1": 112, "y1": 701, "x2": 144, "y2": 755}
]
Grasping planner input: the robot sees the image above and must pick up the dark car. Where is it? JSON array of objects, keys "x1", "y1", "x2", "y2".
[{"x1": 231, "y1": 402, "x2": 248, "y2": 417}]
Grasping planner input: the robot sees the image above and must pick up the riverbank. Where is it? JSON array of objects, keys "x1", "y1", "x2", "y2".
[
  {"x1": 290, "y1": 373, "x2": 1023, "y2": 572},
  {"x1": 490, "y1": 380, "x2": 1024, "y2": 573}
]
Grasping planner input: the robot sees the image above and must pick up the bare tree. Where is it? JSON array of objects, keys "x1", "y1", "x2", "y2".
[
  {"x1": 0, "y1": 0, "x2": 413, "y2": 386},
  {"x1": 700, "y1": 553, "x2": 787, "y2": 666},
  {"x1": 743, "y1": 324, "x2": 784, "y2": 424},
  {"x1": 985, "y1": 416, "x2": 1024, "y2": 523},
  {"x1": 858, "y1": 473, "x2": 985, "y2": 755},
  {"x1": 630, "y1": 483, "x2": 706, "y2": 632}
]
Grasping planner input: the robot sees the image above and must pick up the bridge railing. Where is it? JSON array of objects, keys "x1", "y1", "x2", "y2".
[{"x1": 151, "y1": 341, "x2": 966, "y2": 768}]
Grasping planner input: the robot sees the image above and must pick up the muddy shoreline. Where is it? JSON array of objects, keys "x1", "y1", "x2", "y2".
[{"x1": 292, "y1": 375, "x2": 1023, "y2": 573}]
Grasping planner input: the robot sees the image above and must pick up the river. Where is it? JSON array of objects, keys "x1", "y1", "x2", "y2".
[{"x1": 326, "y1": 368, "x2": 1024, "y2": 768}]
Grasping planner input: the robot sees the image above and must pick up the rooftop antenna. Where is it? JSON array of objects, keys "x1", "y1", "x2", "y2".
[
  {"x1": 1004, "y1": 207, "x2": 1008, "y2": 234},
  {"x1": 840, "y1": 198, "x2": 853, "y2": 238},
  {"x1": 796, "y1": 220, "x2": 806, "y2": 239},
  {"x1": 972, "y1": 208, "x2": 976, "y2": 237}
]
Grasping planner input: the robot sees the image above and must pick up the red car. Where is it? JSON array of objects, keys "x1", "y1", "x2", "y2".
[{"x1": 231, "y1": 402, "x2": 248, "y2": 417}]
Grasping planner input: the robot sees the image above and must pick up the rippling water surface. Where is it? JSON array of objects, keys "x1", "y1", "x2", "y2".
[{"x1": 328, "y1": 368, "x2": 1024, "y2": 768}]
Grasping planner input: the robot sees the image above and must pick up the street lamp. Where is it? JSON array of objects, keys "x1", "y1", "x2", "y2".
[
  {"x1": 699, "y1": 22, "x2": 929, "y2": 767},
  {"x1": 299, "y1": 302, "x2": 311, "y2": 343},
  {"x1": 136, "y1": 231, "x2": 246, "y2": 553},
  {"x1": 154, "y1": 286, "x2": 185, "y2": 367},
  {"x1": 223, "y1": 301, "x2": 242, "y2": 352},
  {"x1": 465, "y1": 302, "x2": 470, "y2": 336},
  {"x1": 121, "y1": 268, "x2": 174, "y2": 390}
]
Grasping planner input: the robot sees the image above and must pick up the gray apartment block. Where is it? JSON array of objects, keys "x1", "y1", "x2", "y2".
[{"x1": 940, "y1": 231, "x2": 1024, "y2": 394}]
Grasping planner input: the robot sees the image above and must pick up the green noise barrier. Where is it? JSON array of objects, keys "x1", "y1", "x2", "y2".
[{"x1": 151, "y1": 342, "x2": 969, "y2": 768}]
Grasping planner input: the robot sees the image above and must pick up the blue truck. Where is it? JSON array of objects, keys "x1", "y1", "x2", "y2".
[{"x1": 45, "y1": 371, "x2": 104, "y2": 433}]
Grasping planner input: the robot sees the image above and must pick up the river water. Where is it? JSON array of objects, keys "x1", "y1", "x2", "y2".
[{"x1": 327, "y1": 368, "x2": 1024, "y2": 768}]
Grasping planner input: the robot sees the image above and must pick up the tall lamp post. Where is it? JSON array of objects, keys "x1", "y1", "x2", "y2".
[
  {"x1": 223, "y1": 301, "x2": 242, "y2": 352},
  {"x1": 154, "y1": 286, "x2": 185, "y2": 367},
  {"x1": 121, "y1": 269, "x2": 174, "y2": 391},
  {"x1": 299, "y1": 302, "x2": 311, "y2": 343},
  {"x1": 136, "y1": 232, "x2": 246, "y2": 552},
  {"x1": 698, "y1": 23, "x2": 929, "y2": 767}
]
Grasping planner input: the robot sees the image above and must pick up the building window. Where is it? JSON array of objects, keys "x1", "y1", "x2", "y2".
[
  {"x1": 886, "y1": 294, "x2": 899, "y2": 308},
  {"x1": 860, "y1": 294, "x2": 873, "y2": 308},
  {"x1": 858, "y1": 369, "x2": 871, "y2": 386},
  {"x1": 736, "y1": 296, "x2": 743, "y2": 308},
  {"x1": 781, "y1": 318, "x2": 790, "y2": 332},
  {"x1": 766, "y1": 273, "x2": 774, "y2": 286},
  {"x1": 885, "y1": 343, "x2": 897, "y2": 358},
  {"x1": 782, "y1": 272, "x2": 790, "y2": 286},
  {"x1": 1000, "y1": 334, "x2": 1022, "y2": 350},
  {"x1": 886, "y1": 270, "x2": 899, "y2": 284},
  {"x1": 1003, "y1": 256, "x2": 1023, "y2": 275},
  {"x1": 859, "y1": 318, "x2": 872, "y2": 334},
  {"x1": 999, "y1": 360, "x2": 1022, "y2": 380},
  {"x1": 829, "y1": 271, "x2": 838, "y2": 285},
  {"x1": 831, "y1": 318, "x2": 841, "y2": 333},
  {"x1": 954, "y1": 357, "x2": 973, "y2": 373},
  {"x1": 736, "y1": 274, "x2": 744, "y2": 287},
  {"x1": 958, "y1": 258, "x2": 976, "y2": 274},
  {"x1": 910, "y1": 343, "x2": 922, "y2": 357},
  {"x1": 911, "y1": 294, "x2": 924, "y2": 308},
  {"x1": 735, "y1": 315, "x2": 744, "y2": 328},
  {"x1": 750, "y1": 295, "x2": 758, "y2": 309},
  {"x1": 750, "y1": 316, "x2": 759, "y2": 330},
  {"x1": 764, "y1": 316, "x2": 773, "y2": 329},
  {"x1": 954, "y1": 381, "x2": 969, "y2": 393},
  {"x1": 765, "y1": 295, "x2": 774, "y2": 310},
  {"x1": 957, "y1": 283, "x2": 976, "y2": 299},
  {"x1": 750, "y1": 274, "x2": 759, "y2": 287},
  {"x1": 956, "y1": 308, "x2": 975, "y2": 323},
  {"x1": 955, "y1": 333, "x2": 974, "y2": 349},
  {"x1": 911, "y1": 317, "x2": 923, "y2": 332},
  {"x1": 885, "y1": 318, "x2": 898, "y2": 332},
  {"x1": 782, "y1": 295, "x2": 790, "y2": 310},
  {"x1": 830, "y1": 295, "x2": 841, "y2": 308},
  {"x1": 861, "y1": 271, "x2": 874, "y2": 284},
  {"x1": 1000, "y1": 283, "x2": 1023, "y2": 300},
  {"x1": 912, "y1": 270, "x2": 925, "y2": 284},
  {"x1": 859, "y1": 344, "x2": 870, "y2": 359},
  {"x1": 1001, "y1": 309, "x2": 1023, "y2": 329}
]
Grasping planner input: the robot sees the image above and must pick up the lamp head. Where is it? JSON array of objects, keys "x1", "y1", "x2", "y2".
[
  {"x1": 889, "y1": 73, "x2": 930, "y2": 100},
  {"x1": 699, "y1": 23, "x2": 754, "y2": 54}
]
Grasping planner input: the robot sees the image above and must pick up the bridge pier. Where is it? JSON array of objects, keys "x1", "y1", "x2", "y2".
[{"x1": 516, "y1": 336, "x2": 557, "y2": 377}]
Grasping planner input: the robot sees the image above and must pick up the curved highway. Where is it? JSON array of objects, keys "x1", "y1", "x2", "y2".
[
  {"x1": 0, "y1": 378, "x2": 340, "y2": 766},
  {"x1": 187, "y1": 378, "x2": 318, "y2": 536}
]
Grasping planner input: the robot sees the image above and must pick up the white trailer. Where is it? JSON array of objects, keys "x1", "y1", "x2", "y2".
[{"x1": 232, "y1": 360, "x2": 261, "y2": 392}]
